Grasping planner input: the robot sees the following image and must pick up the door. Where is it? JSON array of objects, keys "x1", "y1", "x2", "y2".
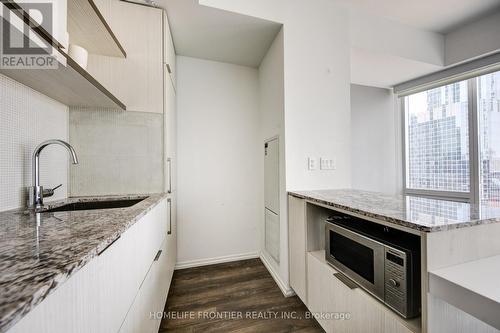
[
  {"x1": 264, "y1": 138, "x2": 279, "y2": 213},
  {"x1": 264, "y1": 138, "x2": 280, "y2": 263}
]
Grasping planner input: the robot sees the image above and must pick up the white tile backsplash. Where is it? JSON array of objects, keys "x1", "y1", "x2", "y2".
[
  {"x1": 0, "y1": 74, "x2": 69, "y2": 211},
  {"x1": 69, "y1": 108, "x2": 163, "y2": 196}
]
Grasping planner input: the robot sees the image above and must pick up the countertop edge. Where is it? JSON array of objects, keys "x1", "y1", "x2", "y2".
[
  {"x1": 288, "y1": 190, "x2": 500, "y2": 233},
  {"x1": 288, "y1": 191, "x2": 433, "y2": 232}
]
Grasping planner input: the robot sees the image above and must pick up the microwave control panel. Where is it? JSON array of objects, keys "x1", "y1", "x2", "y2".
[{"x1": 384, "y1": 248, "x2": 408, "y2": 317}]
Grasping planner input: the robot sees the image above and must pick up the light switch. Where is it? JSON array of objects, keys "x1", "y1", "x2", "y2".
[
  {"x1": 320, "y1": 158, "x2": 335, "y2": 170},
  {"x1": 308, "y1": 157, "x2": 317, "y2": 170}
]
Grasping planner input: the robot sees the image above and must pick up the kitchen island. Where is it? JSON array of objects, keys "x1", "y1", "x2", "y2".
[{"x1": 288, "y1": 189, "x2": 500, "y2": 333}]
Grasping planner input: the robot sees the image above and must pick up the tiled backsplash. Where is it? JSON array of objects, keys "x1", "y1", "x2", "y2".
[
  {"x1": 69, "y1": 108, "x2": 164, "y2": 196},
  {"x1": 0, "y1": 74, "x2": 69, "y2": 211}
]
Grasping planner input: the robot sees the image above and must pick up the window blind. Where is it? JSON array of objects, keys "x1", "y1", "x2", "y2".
[{"x1": 394, "y1": 52, "x2": 500, "y2": 97}]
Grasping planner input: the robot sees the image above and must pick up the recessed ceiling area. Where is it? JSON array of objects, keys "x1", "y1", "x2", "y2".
[
  {"x1": 333, "y1": 0, "x2": 500, "y2": 33},
  {"x1": 156, "y1": 0, "x2": 282, "y2": 68}
]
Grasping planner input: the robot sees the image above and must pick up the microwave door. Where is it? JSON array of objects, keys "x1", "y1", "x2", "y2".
[{"x1": 326, "y1": 224, "x2": 385, "y2": 300}]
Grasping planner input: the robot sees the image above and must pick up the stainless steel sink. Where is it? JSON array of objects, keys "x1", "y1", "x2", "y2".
[{"x1": 44, "y1": 198, "x2": 147, "y2": 213}]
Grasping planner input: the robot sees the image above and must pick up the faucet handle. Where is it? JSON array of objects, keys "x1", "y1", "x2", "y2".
[
  {"x1": 52, "y1": 184, "x2": 63, "y2": 191},
  {"x1": 43, "y1": 184, "x2": 63, "y2": 198}
]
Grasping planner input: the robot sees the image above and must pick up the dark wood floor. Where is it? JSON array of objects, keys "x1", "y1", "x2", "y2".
[{"x1": 158, "y1": 259, "x2": 323, "y2": 332}]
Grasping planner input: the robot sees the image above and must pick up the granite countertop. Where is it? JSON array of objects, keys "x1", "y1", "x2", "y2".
[
  {"x1": 289, "y1": 189, "x2": 500, "y2": 232},
  {"x1": 0, "y1": 193, "x2": 168, "y2": 333}
]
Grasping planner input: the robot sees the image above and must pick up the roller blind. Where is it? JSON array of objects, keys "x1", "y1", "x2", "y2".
[{"x1": 394, "y1": 52, "x2": 500, "y2": 97}]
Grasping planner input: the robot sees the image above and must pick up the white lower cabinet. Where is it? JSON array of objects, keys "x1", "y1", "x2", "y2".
[
  {"x1": 289, "y1": 195, "x2": 307, "y2": 303},
  {"x1": 119, "y1": 237, "x2": 170, "y2": 333},
  {"x1": 307, "y1": 251, "x2": 414, "y2": 333},
  {"x1": 8, "y1": 198, "x2": 176, "y2": 333},
  {"x1": 120, "y1": 199, "x2": 176, "y2": 333},
  {"x1": 307, "y1": 251, "x2": 350, "y2": 333},
  {"x1": 97, "y1": 200, "x2": 167, "y2": 333}
]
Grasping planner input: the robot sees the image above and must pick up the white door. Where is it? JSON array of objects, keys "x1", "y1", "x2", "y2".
[
  {"x1": 264, "y1": 138, "x2": 280, "y2": 263},
  {"x1": 265, "y1": 208, "x2": 280, "y2": 262},
  {"x1": 264, "y1": 138, "x2": 279, "y2": 214}
]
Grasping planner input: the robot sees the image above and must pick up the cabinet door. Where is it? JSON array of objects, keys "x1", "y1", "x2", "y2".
[
  {"x1": 289, "y1": 195, "x2": 307, "y2": 303},
  {"x1": 166, "y1": 197, "x2": 177, "y2": 283},
  {"x1": 307, "y1": 253, "x2": 332, "y2": 332},
  {"x1": 307, "y1": 252, "x2": 353, "y2": 333},
  {"x1": 96, "y1": 198, "x2": 167, "y2": 332},
  {"x1": 157, "y1": 235, "x2": 173, "y2": 314},
  {"x1": 349, "y1": 286, "x2": 385, "y2": 332},
  {"x1": 120, "y1": 238, "x2": 168, "y2": 333},
  {"x1": 164, "y1": 68, "x2": 177, "y2": 193},
  {"x1": 88, "y1": 0, "x2": 163, "y2": 113},
  {"x1": 163, "y1": 11, "x2": 176, "y2": 89},
  {"x1": 7, "y1": 257, "x2": 100, "y2": 333},
  {"x1": 96, "y1": 234, "x2": 138, "y2": 333},
  {"x1": 326, "y1": 268, "x2": 352, "y2": 332}
]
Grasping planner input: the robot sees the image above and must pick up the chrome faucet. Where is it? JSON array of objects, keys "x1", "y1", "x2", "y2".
[{"x1": 28, "y1": 139, "x2": 79, "y2": 209}]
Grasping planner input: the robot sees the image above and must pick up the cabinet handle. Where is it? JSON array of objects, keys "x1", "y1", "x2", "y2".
[
  {"x1": 154, "y1": 250, "x2": 162, "y2": 261},
  {"x1": 333, "y1": 272, "x2": 358, "y2": 290},
  {"x1": 98, "y1": 236, "x2": 121, "y2": 256},
  {"x1": 167, "y1": 158, "x2": 172, "y2": 194},
  {"x1": 167, "y1": 198, "x2": 172, "y2": 235},
  {"x1": 166, "y1": 63, "x2": 172, "y2": 74}
]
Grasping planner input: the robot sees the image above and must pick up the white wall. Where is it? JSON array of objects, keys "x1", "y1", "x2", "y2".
[
  {"x1": 350, "y1": 84, "x2": 402, "y2": 195},
  {"x1": 176, "y1": 56, "x2": 261, "y2": 267},
  {"x1": 200, "y1": 0, "x2": 352, "y2": 192},
  {"x1": 0, "y1": 74, "x2": 69, "y2": 211},
  {"x1": 259, "y1": 28, "x2": 289, "y2": 292},
  {"x1": 194, "y1": 0, "x2": 352, "y2": 296}
]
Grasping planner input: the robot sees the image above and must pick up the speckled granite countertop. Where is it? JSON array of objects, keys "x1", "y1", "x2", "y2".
[
  {"x1": 289, "y1": 189, "x2": 500, "y2": 232},
  {"x1": 0, "y1": 193, "x2": 167, "y2": 333}
]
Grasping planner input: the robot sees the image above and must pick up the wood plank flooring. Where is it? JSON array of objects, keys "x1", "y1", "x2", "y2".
[{"x1": 158, "y1": 259, "x2": 323, "y2": 332}]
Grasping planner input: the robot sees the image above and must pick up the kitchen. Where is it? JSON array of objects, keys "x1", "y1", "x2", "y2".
[{"x1": 1, "y1": 0, "x2": 500, "y2": 332}]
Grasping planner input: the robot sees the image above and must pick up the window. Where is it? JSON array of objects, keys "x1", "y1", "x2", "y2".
[
  {"x1": 405, "y1": 80, "x2": 470, "y2": 193},
  {"x1": 403, "y1": 70, "x2": 500, "y2": 204},
  {"x1": 478, "y1": 71, "x2": 500, "y2": 205}
]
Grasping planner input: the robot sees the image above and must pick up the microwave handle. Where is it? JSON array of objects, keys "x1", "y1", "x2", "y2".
[{"x1": 333, "y1": 272, "x2": 358, "y2": 290}]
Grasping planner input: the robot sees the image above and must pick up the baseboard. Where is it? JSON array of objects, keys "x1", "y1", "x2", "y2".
[
  {"x1": 175, "y1": 252, "x2": 260, "y2": 270},
  {"x1": 260, "y1": 252, "x2": 295, "y2": 297}
]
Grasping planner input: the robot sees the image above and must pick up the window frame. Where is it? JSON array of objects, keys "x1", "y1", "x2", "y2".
[{"x1": 402, "y1": 78, "x2": 481, "y2": 204}]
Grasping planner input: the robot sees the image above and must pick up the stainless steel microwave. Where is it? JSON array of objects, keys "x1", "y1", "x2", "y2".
[{"x1": 325, "y1": 215, "x2": 420, "y2": 319}]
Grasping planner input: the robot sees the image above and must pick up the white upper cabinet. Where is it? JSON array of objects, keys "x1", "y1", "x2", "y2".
[
  {"x1": 163, "y1": 11, "x2": 176, "y2": 89},
  {"x1": 87, "y1": 0, "x2": 163, "y2": 113}
]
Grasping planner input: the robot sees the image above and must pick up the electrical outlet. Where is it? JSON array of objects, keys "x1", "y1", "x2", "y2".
[
  {"x1": 320, "y1": 158, "x2": 335, "y2": 170},
  {"x1": 308, "y1": 157, "x2": 317, "y2": 170}
]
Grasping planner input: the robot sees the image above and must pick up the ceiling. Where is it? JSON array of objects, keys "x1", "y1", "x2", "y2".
[
  {"x1": 333, "y1": 0, "x2": 500, "y2": 33},
  {"x1": 150, "y1": 0, "x2": 497, "y2": 87},
  {"x1": 156, "y1": 0, "x2": 282, "y2": 68}
]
